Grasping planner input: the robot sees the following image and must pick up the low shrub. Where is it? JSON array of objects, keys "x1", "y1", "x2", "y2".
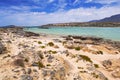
[
  {"x1": 40, "y1": 46, "x2": 45, "y2": 48},
  {"x1": 24, "y1": 58, "x2": 29, "y2": 62},
  {"x1": 75, "y1": 46, "x2": 81, "y2": 51},
  {"x1": 47, "y1": 42, "x2": 54, "y2": 46},
  {"x1": 96, "y1": 51, "x2": 103, "y2": 54},
  {"x1": 94, "y1": 64, "x2": 99, "y2": 68},
  {"x1": 46, "y1": 64, "x2": 51, "y2": 66},
  {"x1": 37, "y1": 61, "x2": 45, "y2": 69},
  {"x1": 48, "y1": 50, "x2": 57, "y2": 54},
  {"x1": 79, "y1": 55, "x2": 92, "y2": 63},
  {"x1": 38, "y1": 41, "x2": 42, "y2": 44}
]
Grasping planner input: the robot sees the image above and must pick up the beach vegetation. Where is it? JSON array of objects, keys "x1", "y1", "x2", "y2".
[
  {"x1": 91, "y1": 73, "x2": 99, "y2": 78},
  {"x1": 47, "y1": 42, "x2": 54, "y2": 46},
  {"x1": 48, "y1": 50, "x2": 57, "y2": 54},
  {"x1": 24, "y1": 58, "x2": 29, "y2": 62},
  {"x1": 37, "y1": 61, "x2": 45, "y2": 69},
  {"x1": 40, "y1": 46, "x2": 45, "y2": 48},
  {"x1": 74, "y1": 46, "x2": 81, "y2": 51},
  {"x1": 79, "y1": 55, "x2": 92, "y2": 63},
  {"x1": 46, "y1": 64, "x2": 51, "y2": 66},
  {"x1": 38, "y1": 41, "x2": 42, "y2": 44},
  {"x1": 96, "y1": 51, "x2": 103, "y2": 54},
  {"x1": 94, "y1": 64, "x2": 99, "y2": 68}
]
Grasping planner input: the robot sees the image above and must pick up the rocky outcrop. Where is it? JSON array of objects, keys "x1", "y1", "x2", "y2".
[
  {"x1": 102, "y1": 59, "x2": 120, "y2": 78},
  {"x1": 0, "y1": 42, "x2": 6, "y2": 54},
  {"x1": 41, "y1": 22, "x2": 120, "y2": 27},
  {"x1": 63, "y1": 35, "x2": 120, "y2": 50}
]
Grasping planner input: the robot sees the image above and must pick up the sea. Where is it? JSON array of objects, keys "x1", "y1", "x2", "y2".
[{"x1": 24, "y1": 27, "x2": 120, "y2": 41}]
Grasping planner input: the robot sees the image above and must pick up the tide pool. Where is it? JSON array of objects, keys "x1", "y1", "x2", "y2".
[{"x1": 24, "y1": 27, "x2": 120, "y2": 41}]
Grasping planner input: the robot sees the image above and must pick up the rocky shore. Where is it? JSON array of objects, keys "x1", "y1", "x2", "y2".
[
  {"x1": 41, "y1": 22, "x2": 120, "y2": 28},
  {"x1": 0, "y1": 27, "x2": 120, "y2": 80}
]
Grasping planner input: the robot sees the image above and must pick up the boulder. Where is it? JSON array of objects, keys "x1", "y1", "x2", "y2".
[
  {"x1": 102, "y1": 60, "x2": 112, "y2": 68},
  {"x1": 0, "y1": 42, "x2": 6, "y2": 54},
  {"x1": 20, "y1": 75, "x2": 33, "y2": 80}
]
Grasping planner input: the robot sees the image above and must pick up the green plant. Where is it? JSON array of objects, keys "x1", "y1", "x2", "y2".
[
  {"x1": 96, "y1": 51, "x2": 103, "y2": 54},
  {"x1": 37, "y1": 52, "x2": 44, "y2": 59},
  {"x1": 94, "y1": 64, "x2": 99, "y2": 68},
  {"x1": 91, "y1": 73, "x2": 99, "y2": 78},
  {"x1": 47, "y1": 42, "x2": 54, "y2": 46},
  {"x1": 48, "y1": 50, "x2": 57, "y2": 54},
  {"x1": 46, "y1": 64, "x2": 51, "y2": 66},
  {"x1": 24, "y1": 58, "x2": 29, "y2": 62},
  {"x1": 40, "y1": 46, "x2": 45, "y2": 48},
  {"x1": 38, "y1": 41, "x2": 42, "y2": 44},
  {"x1": 75, "y1": 46, "x2": 81, "y2": 51},
  {"x1": 37, "y1": 61, "x2": 45, "y2": 69},
  {"x1": 79, "y1": 55, "x2": 92, "y2": 63}
]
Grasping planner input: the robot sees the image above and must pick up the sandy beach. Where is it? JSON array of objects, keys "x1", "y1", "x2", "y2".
[{"x1": 0, "y1": 27, "x2": 120, "y2": 80}]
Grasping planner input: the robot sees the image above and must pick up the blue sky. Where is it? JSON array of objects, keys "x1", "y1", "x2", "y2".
[{"x1": 0, "y1": 0, "x2": 120, "y2": 26}]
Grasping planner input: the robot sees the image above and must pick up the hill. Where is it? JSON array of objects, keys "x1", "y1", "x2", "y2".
[
  {"x1": 90, "y1": 14, "x2": 120, "y2": 22},
  {"x1": 41, "y1": 14, "x2": 120, "y2": 27}
]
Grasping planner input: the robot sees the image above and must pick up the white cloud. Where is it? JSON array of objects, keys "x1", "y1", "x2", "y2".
[
  {"x1": 86, "y1": 0, "x2": 120, "y2": 4},
  {"x1": 0, "y1": 5, "x2": 120, "y2": 26},
  {"x1": 48, "y1": 0, "x2": 54, "y2": 3},
  {"x1": 73, "y1": 0, "x2": 81, "y2": 4}
]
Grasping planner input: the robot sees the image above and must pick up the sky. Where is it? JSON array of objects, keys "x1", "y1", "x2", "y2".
[{"x1": 0, "y1": 0, "x2": 120, "y2": 26}]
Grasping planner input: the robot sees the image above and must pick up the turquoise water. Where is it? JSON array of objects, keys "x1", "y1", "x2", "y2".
[{"x1": 24, "y1": 27, "x2": 120, "y2": 41}]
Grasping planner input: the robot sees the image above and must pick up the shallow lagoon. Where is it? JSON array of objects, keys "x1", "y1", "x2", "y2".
[{"x1": 24, "y1": 27, "x2": 120, "y2": 41}]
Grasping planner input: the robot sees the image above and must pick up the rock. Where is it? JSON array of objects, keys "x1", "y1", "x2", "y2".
[
  {"x1": 95, "y1": 70, "x2": 108, "y2": 80},
  {"x1": 13, "y1": 58, "x2": 25, "y2": 67},
  {"x1": 102, "y1": 60, "x2": 112, "y2": 68},
  {"x1": 31, "y1": 62, "x2": 38, "y2": 66},
  {"x1": 47, "y1": 55, "x2": 54, "y2": 63},
  {"x1": 27, "y1": 68, "x2": 32, "y2": 74},
  {"x1": 0, "y1": 42, "x2": 6, "y2": 54},
  {"x1": 12, "y1": 68, "x2": 20, "y2": 72},
  {"x1": 73, "y1": 75, "x2": 82, "y2": 80},
  {"x1": 50, "y1": 70, "x2": 56, "y2": 77},
  {"x1": 53, "y1": 39, "x2": 62, "y2": 43},
  {"x1": 41, "y1": 69, "x2": 48, "y2": 77},
  {"x1": 24, "y1": 32, "x2": 39, "y2": 37},
  {"x1": 33, "y1": 69, "x2": 38, "y2": 72},
  {"x1": 20, "y1": 75, "x2": 33, "y2": 80},
  {"x1": 111, "y1": 68, "x2": 120, "y2": 78}
]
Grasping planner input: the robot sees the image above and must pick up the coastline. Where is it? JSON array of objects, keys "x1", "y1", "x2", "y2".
[{"x1": 0, "y1": 27, "x2": 120, "y2": 80}]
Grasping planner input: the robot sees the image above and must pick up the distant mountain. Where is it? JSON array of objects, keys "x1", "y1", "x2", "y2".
[
  {"x1": 41, "y1": 14, "x2": 120, "y2": 27},
  {"x1": 90, "y1": 14, "x2": 120, "y2": 22}
]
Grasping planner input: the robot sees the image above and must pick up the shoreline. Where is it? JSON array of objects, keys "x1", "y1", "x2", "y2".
[{"x1": 25, "y1": 27, "x2": 120, "y2": 42}]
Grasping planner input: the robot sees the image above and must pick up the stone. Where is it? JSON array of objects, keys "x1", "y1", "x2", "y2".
[
  {"x1": 111, "y1": 68, "x2": 120, "y2": 78},
  {"x1": 102, "y1": 60, "x2": 112, "y2": 68},
  {"x1": 20, "y1": 75, "x2": 33, "y2": 80},
  {"x1": 95, "y1": 70, "x2": 108, "y2": 80},
  {"x1": 27, "y1": 68, "x2": 32, "y2": 74},
  {"x1": 0, "y1": 42, "x2": 6, "y2": 54},
  {"x1": 13, "y1": 58, "x2": 24, "y2": 67},
  {"x1": 47, "y1": 55, "x2": 54, "y2": 63}
]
